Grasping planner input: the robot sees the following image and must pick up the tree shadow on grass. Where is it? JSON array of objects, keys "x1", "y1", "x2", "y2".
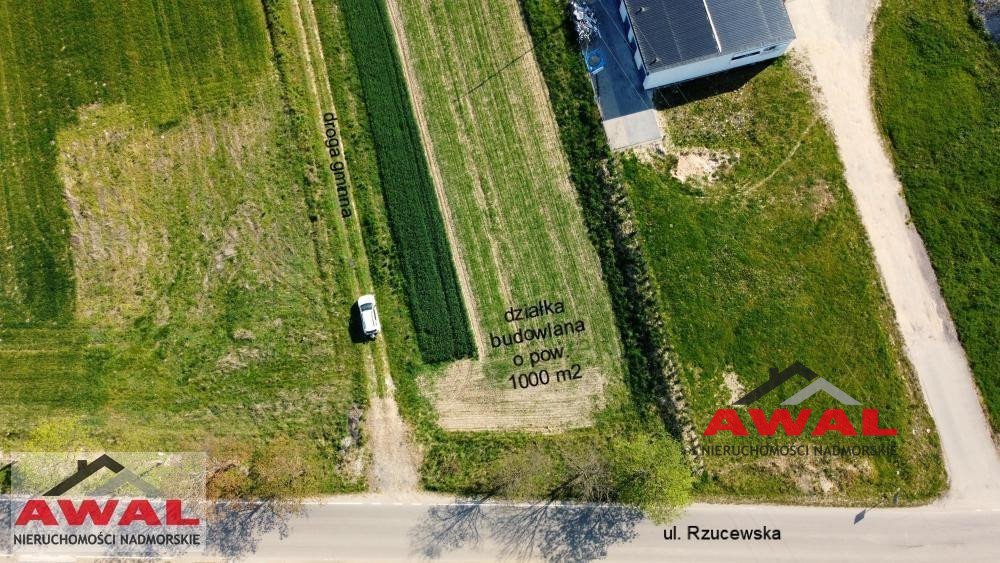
[{"x1": 409, "y1": 496, "x2": 642, "y2": 562}]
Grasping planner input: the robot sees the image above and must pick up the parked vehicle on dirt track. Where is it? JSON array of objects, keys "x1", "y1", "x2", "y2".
[{"x1": 357, "y1": 294, "x2": 381, "y2": 339}]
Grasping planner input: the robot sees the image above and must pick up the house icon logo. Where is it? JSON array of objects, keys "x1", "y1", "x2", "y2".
[
  {"x1": 42, "y1": 454, "x2": 164, "y2": 497},
  {"x1": 734, "y1": 361, "x2": 860, "y2": 406}
]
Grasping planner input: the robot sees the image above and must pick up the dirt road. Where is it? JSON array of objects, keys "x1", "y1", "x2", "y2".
[
  {"x1": 785, "y1": 0, "x2": 1000, "y2": 506},
  {"x1": 288, "y1": 0, "x2": 419, "y2": 494}
]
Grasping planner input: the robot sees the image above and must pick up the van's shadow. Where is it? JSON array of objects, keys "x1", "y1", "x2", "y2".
[
  {"x1": 409, "y1": 496, "x2": 642, "y2": 562},
  {"x1": 347, "y1": 302, "x2": 367, "y2": 344}
]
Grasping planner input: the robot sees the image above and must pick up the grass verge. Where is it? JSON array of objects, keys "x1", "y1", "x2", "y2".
[
  {"x1": 629, "y1": 58, "x2": 945, "y2": 502},
  {"x1": 872, "y1": 0, "x2": 999, "y2": 432}
]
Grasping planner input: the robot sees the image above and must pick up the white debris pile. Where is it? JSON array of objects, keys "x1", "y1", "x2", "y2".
[{"x1": 571, "y1": 1, "x2": 601, "y2": 46}]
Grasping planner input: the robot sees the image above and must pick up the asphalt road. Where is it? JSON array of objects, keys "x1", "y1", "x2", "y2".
[
  {"x1": 4, "y1": 494, "x2": 995, "y2": 562},
  {"x1": 212, "y1": 497, "x2": 1000, "y2": 562}
]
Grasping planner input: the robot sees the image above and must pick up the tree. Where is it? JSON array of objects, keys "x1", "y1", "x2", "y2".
[
  {"x1": 607, "y1": 435, "x2": 691, "y2": 524},
  {"x1": 485, "y1": 434, "x2": 692, "y2": 524},
  {"x1": 488, "y1": 444, "x2": 560, "y2": 499},
  {"x1": 205, "y1": 436, "x2": 253, "y2": 499},
  {"x1": 247, "y1": 436, "x2": 315, "y2": 499},
  {"x1": 558, "y1": 438, "x2": 615, "y2": 503}
]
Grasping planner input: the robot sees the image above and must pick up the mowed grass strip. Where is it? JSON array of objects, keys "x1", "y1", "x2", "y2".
[
  {"x1": 624, "y1": 61, "x2": 944, "y2": 502},
  {"x1": 391, "y1": 0, "x2": 622, "y2": 380},
  {"x1": 313, "y1": 0, "x2": 430, "y2": 405},
  {"x1": 0, "y1": 328, "x2": 99, "y2": 408},
  {"x1": 338, "y1": 0, "x2": 474, "y2": 364},
  {"x1": 872, "y1": 0, "x2": 999, "y2": 431}
]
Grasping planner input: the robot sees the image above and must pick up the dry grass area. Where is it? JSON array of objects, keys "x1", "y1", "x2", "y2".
[
  {"x1": 0, "y1": 0, "x2": 376, "y2": 493},
  {"x1": 43, "y1": 89, "x2": 369, "y2": 470},
  {"x1": 387, "y1": 0, "x2": 625, "y2": 430},
  {"x1": 58, "y1": 101, "x2": 282, "y2": 325},
  {"x1": 670, "y1": 148, "x2": 734, "y2": 184},
  {"x1": 429, "y1": 360, "x2": 607, "y2": 432}
]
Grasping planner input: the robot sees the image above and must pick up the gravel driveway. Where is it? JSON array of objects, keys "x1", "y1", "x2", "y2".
[{"x1": 785, "y1": 0, "x2": 1000, "y2": 506}]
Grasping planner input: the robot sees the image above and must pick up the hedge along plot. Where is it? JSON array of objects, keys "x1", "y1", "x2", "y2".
[{"x1": 339, "y1": 0, "x2": 474, "y2": 363}]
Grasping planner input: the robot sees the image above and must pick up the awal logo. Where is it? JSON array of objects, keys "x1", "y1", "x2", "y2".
[
  {"x1": 704, "y1": 362, "x2": 897, "y2": 437},
  {"x1": 5, "y1": 451, "x2": 206, "y2": 555}
]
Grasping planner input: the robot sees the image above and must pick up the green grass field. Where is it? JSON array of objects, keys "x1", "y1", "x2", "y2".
[
  {"x1": 872, "y1": 0, "x2": 999, "y2": 432},
  {"x1": 316, "y1": 0, "x2": 690, "y2": 507},
  {"x1": 390, "y1": 0, "x2": 626, "y2": 430},
  {"x1": 621, "y1": 60, "x2": 945, "y2": 502},
  {"x1": 0, "y1": 1, "x2": 271, "y2": 327},
  {"x1": 0, "y1": 0, "x2": 370, "y2": 494}
]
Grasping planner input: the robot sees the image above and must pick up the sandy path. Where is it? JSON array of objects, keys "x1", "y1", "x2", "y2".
[
  {"x1": 786, "y1": 0, "x2": 1000, "y2": 506},
  {"x1": 365, "y1": 376, "x2": 421, "y2": 495}
]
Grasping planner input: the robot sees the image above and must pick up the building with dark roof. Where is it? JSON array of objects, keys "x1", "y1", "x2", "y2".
[{"x1": 617, "y1": 0, "x2": 795, "y2": 89}]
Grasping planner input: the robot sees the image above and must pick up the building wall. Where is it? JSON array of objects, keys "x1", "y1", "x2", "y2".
[{"x1": 641, "y1": 42, "x2": 791, "y2": 89}]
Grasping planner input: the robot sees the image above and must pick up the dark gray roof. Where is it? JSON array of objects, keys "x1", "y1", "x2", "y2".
[
  {"x1": 705, "y1": 0, "x2": 795, "y2": 53},
  {"x1": 623, "y1": 0, "x2": 795, "y2": 73},
  {"x1": 623, "y1": 0, "x2": 719, "y2": 71}
]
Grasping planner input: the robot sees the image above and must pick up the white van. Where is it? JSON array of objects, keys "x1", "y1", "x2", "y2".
[{"x1": 357, "y1": 294, "x2": 381, "y2": 339}]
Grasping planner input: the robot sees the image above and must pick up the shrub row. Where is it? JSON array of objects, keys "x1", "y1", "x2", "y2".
[{"x1": 339, "y1": 0, "x2": 474, "y2": 363}]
